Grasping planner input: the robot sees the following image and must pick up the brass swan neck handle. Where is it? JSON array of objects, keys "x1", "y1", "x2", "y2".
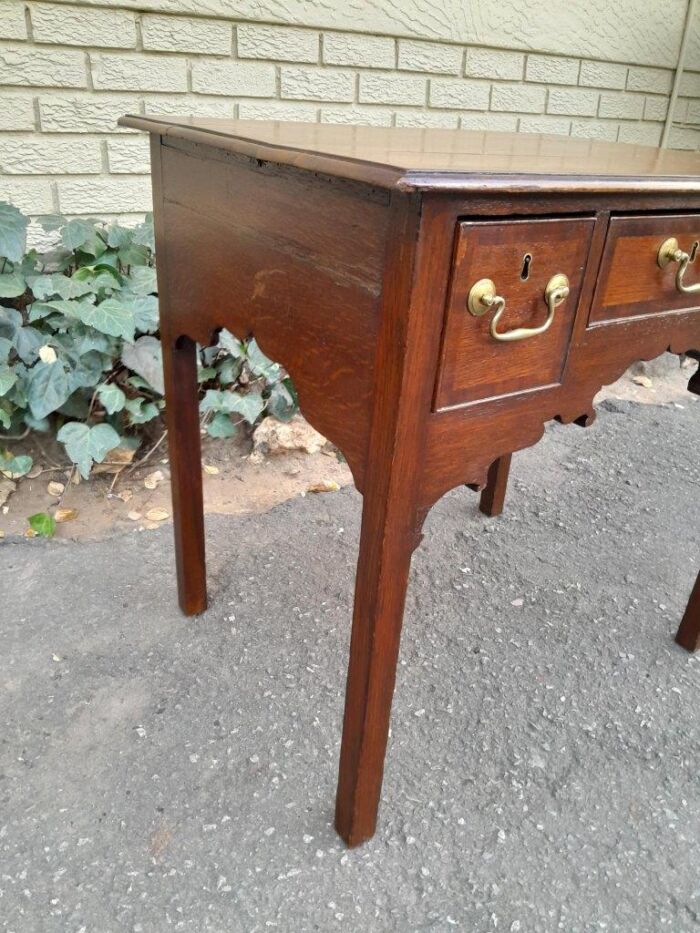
[{"x1": 467, "y1": 274, "x2": 570, "y2": 343}]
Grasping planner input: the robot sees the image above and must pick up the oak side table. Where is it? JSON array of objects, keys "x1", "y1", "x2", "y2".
[{"x1": 120, "y1": 116, "x2": 700, "y2": 847}]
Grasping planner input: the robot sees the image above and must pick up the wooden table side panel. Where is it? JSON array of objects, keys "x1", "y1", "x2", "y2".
[{"x1": 156, "y1": 140, "x2": 391, "y2": 489}]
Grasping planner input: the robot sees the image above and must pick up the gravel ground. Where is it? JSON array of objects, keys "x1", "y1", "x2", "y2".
[{"x1": 1, "y1": 398, "x2": 699, "y2": 933}]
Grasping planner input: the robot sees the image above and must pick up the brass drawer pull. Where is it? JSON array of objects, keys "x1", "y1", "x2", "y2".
[
  {"x1": 467, "y1": 274, "x2": 570, "y2": 343},
  {"x1": 657, "y1": 237, "x2": 700, "y2": 295}
]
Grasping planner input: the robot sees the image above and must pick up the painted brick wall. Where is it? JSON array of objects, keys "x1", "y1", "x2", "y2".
[{"x1": 1, "y1": 0, "x2": 700, "y2": 229}]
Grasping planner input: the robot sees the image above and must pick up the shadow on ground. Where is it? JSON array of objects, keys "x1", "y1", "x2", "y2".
[{"x1": 1, "y1": 398, "x2": 699, "y2": 932}]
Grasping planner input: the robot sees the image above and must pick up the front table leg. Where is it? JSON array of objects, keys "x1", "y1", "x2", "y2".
[
  {"x1": 675, "y1": 571, "x2": 700, "y2": 651},
  {"x1": 335, "y1": 484, "x2": 417, "y2": 846},
  {"x1": 162, "y1": 334, "x2": 207, "y2": 616}
]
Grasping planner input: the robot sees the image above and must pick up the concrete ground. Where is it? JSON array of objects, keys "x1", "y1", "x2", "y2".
[{"x1": 1, "y1": 397, "x2": 699, "y2": 933}]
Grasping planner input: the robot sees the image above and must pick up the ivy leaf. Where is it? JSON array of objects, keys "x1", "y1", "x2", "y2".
[
  {"x1": 119, "y1": 242, "x2": 150, "y2": 267},
  {"x1": 207, "y1": 412, "x2": 238, "y2": 438},
  {"x1": 106, "y1": 224, "x2": 132, "y2": 249},
  {"x1": 216, "y1": 356, "x2": 243, "y2": 385},
  {"x1": 246, "y1": 339, "x2": 279, "y2": 381},
  {"x1": 27, "y1": 360, "x2": 71, "y2": 419},
  {"x1": 97, "y1": 382, "x2": 126, "y2": 414},
  {"x1": 1, "y1": 449, "x2": 32, "y2": 478},
  {"x1": 201, "y1": 388, "x2": 264, "y2": 424},
  {"x1": 31, "y1": 273, "x2": 93, "y2": 301},
  {"x1": 0, "y1": 202, "x2": 29, "y2": 262},
  {"x1": 132, "y1": 214, "x2": 155, "y2": 251},
  {"x1": 28, "y1": 512, "x2": 56, "y2": 538},
  {"x1": 131, "y1": 295, "x2": 159, "y2": 333},
  {"x1": 57, "y1": 421, "x2": 121, "y2": 478},
  {"x1": 124, "y1": 396, "x2": 159, "y2": 425},
  {"x1": 127, "y1": 266, "x2": 157, "y2": 296},
  {"x1": 0, "y1": 336, "x2": 12, "y2": 362},
  {"x1": 61, "y1": 218, "x2": 99, "y2": 252},
  {"x1": 218, "y1": 329, "x2": 245, "y2": 357},
  {"x1": 121, "y1": 336, "x2": 163, "y2": 394},
  {"x1": 267, "y1": 381, "x2": 296, "y2": 422},
  {"x1": 0, "y1": 364, "x2": 17, "y2": 395},
  {"x1": 15, "y1": 325, "x2": 44, "y2": 364},
  {"x1": 228, "y1": 391, "x2": 265, "y2": 424},
  {"x1": 78, "y1": 298, "x2": 135, "y2": 342},
  {"x1": 0, "y1": 271, "x2": 26, "y2": 298}
]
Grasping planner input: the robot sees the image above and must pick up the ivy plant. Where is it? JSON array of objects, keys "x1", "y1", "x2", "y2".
[{"x1": 0, "y1": 202, "x2": 297, "y2": 480}]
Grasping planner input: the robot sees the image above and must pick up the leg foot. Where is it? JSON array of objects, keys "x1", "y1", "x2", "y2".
[
  {"x1": 162, "y1": 335, "x2": 207, "y2": 616},
  {"x1": 675, "y1": 571, "x2": 700, "y2": 652},
  {"x1": 479, "y1": 453, "x2": 512, "y2": 518}
]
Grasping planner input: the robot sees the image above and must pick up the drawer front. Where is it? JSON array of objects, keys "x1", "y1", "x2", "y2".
[
  {"x1": 434, "y1": 217, "x2": 594, "y2": 409},
  {"x1": 590, "y1": 213, "x2": 700, "y2": 324}
]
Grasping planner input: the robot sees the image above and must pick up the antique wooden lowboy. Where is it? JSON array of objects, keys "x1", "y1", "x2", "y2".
[{"x1": 119, "y1": 116, "x2": 700, "y2": 847}]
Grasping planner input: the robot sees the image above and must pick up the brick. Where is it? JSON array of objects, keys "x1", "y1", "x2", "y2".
[
  {"x1": 460, "y1": 112, "x2": 518, "y2": 132},
  {"x1": 30, "y1": 3, "x2": 136, "y2": 48},
  {"x1": 323, "y1": 32, "x2": 394, "y2": 69},
  {"x1": 679, "y1": 71, "x2": 700, "y2": 97},
  {"x1": 57, "y1": 176, "x2": 153, "y2": 214},
  {"x1": 397, "y1": 39, "x2": 462, "y2": 74},
  {"x1": 519, "y1": 115, "x2": 571, "y2": 135},
  {"x1": 0, "y1": 177, "x2": 54, "y2": 213},
  {"x1": 579, "y1": 60, "x2": 627, "y2": 90},
  {"x1": 617, "y1": 122, "x2": 662, "y2": 146},
  {"x1": 92, "y1": 54, "x2": 187, "y2": 93},
  {"x1": 626, "y1": 66, "x2": 672, "y2": 95},
  {"x1": 237, "y1": 101, "x2": 318, "y2": 121},
  {"x1": 0, "y1": 136, "x2": 101, "y2": 174},
  {"x1": 570, "y1": 119, "x2": 619, "y2": 141},
  {"x1": 142, "y1": 14, "x2": 230, "y2": 55},
  {"x1": 547, "y1": 87, "x2": 599, "y2": 117},
  {"x1": 0, "y1": 94, "x2": 35, "y2": 130},
  {"x1": 526, "y1": 55, "x2": 579, "y2": 85},
  {"x1": 465, "y1": 47, "x2": 524, "y2": 81},
  {"x1": 0, "y1": 0, "x2": 27, "y2": 39},
  {"x1": 686, "y1": 100, "x2": 700, "y2": 125},
  {"x1": 644, "y1": 95, "x2": 668, "y2": 122},
  {"x1": 598, "y1": 92, "x2": 645, "y2": 120},
  {"x1": 237, "y1": 24, "x2": 318, "y2": 62},
  {"x1": 429, "y1": 77, "x2": 489, "y2": 110},
  {"x1": 0, "y1": 44, "x2": 86, "y2": 87},
  {"x1": 395, "y1": 110, "x2": 459, "y2": 128},
  {"x1": 491, "y1": 83, "x2": 546, "y2": 113},
  {"x1": 320, "y1": 106, "x2": 393, "y2": 126},
  {"x1": 673, "y1": 98, "x2": 690, "y2": 124},
  {"x1": 192, "y1": 59, "x2": 275, "y2": 97},
  {"x1": 40, "y1": 94, "x2": 138, "y2": 132},
  {"x1": 141, "y1": 94, "x2": 234, "y2": 118},
  {"x1": 668, "y1": 126, "x2": 700, "y2": 150},
  {"x1": 359, "y1": 73, "x2": 426, "y2": 106},
  {"x1": 281, "y1": 66, "x2": 354, "y2": 102},
  {"x1": 107, "y1": 136, "x2": 151, "y2": 173}
]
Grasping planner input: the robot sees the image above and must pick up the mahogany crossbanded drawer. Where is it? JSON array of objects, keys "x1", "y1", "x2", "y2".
[
  {"x1": 591, "y1": 213, "x2": 700, "y2": 323},
  {"x1": 435, "y1": 216, "x2": 594, "y2": 408},
  {"x1": 119, "y1": 116, "x2": 700, "y2": 848}
]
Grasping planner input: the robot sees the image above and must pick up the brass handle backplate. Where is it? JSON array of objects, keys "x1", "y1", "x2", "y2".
[
  {"x1": 657, "y1": 236, "x2": 700, "y2": 295},
  {"x1": 467, "y1": 274, "x2": 570, "y2": 343}
]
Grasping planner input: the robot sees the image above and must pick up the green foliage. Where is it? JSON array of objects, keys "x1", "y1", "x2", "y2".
[
  {"x1": 28, "y1": 512, "x2": 56, "y2": 538},
  {"x1": 0, "y1": 203, "x2": 298, "y2": 479}
]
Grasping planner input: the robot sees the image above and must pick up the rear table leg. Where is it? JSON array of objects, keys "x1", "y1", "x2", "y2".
[
  {"x1": 162, "y1": 334, "x2": 207, "y2": 616},
  {"x1": 675, "y1": 571, "x2": 700, "y2": 652},
  {"x1": 478, "y1": 453, "x2": 512, "y2": 517}
]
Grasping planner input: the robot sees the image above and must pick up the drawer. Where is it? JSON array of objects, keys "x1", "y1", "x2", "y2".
[
  {"x1": 590, "y1": 213, "x2": 700, "y2": 324},
  {"x1": 434, "y1": 217, "x2": 594, "y2": 409}
]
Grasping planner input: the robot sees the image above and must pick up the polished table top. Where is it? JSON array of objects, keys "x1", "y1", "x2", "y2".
[{"x1": 120, "y1": 115, "x2": 700, "y2": 192}]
